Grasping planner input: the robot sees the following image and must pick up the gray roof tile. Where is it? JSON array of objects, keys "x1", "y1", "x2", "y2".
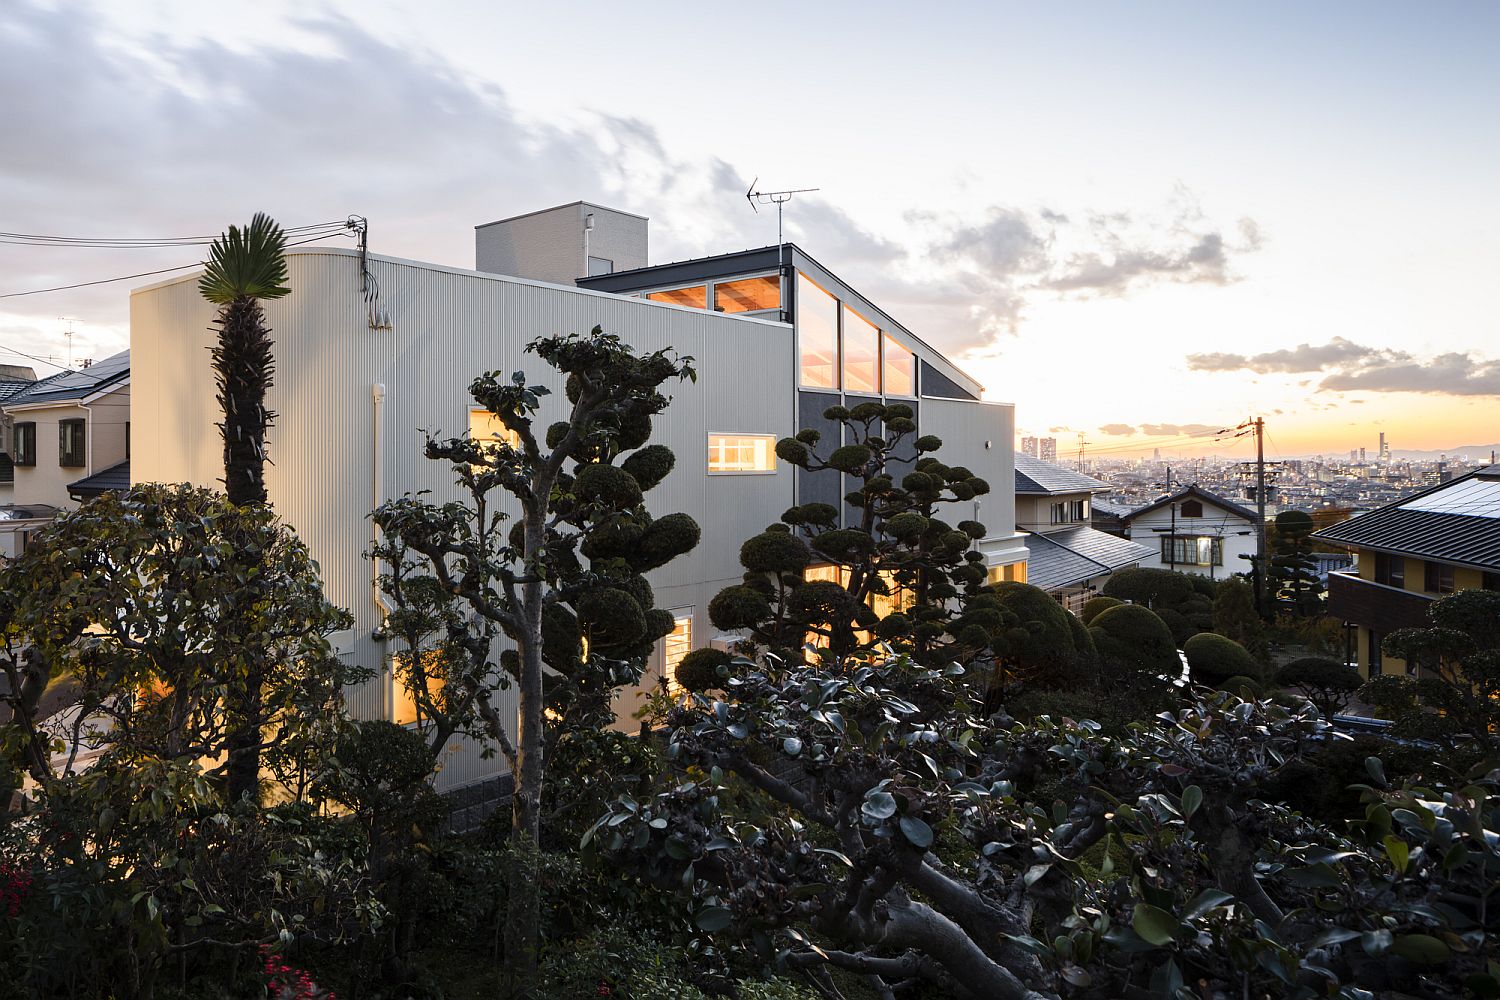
[
  {"x1": 1021, "y1": 525, "x2": 1153, "y2": 591},
  {"x1": 1013, "y1": 453, "x2": 1108, "y2": 495},
  {"x1": 5, "y1": 351, "x2": 128, "y2": 407},
  {"x1": 1311, "y1": 466, "x2": 1500, "y2": 571}
]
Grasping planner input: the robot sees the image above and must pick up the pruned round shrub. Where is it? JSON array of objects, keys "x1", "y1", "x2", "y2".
[
  {"x1": 1155, "y1": 607, "x2": 1198, "y2": 646},
  {"x1": 575, "y1": 587, "x2": 646, "y2": 647},
  {"x1": 1080, "y1": 595, "x2": 1122, "y2": 625},
  {"x1": 775, "y1": 438, "x2": 810, "y2": 468},
  {"x1": 901, "y1": 471, "x2": 937, "y2": 493},
  {"x1": 1218, "y1": 674, "x2": 1263, "y2": 698},
  {"x1": 957, "y1": 519, "x2": 986, "y2": 539},
  {"x1": 1089, "y1": 604, "x2": 1180, "y2": 682},
  {"x1": 1277, "y1": 656, "x2": 1361, "y2": 692},
  {"x1": 573, "y1": 463, "x2": 642, "y2": 508},
  {"x1": 986, "y1": 582, "x2": 1093, "y2": 687},
  {"x1": 1102, "y1": 567, "x2": 1196, "y2": 609},
  {"x1": 1183, "y1": 631, "x2": 1260, "y2": 687},
  {"x1": 812, "y1": 528, "x2": 875, "y2": 561},
  {"x1": 787, "y1": 580, "x2": 864, "y2": 625},
  {"x1": 740, "y1": 530, "x2": 812, "y2": 575},
  {"x1": 675, "y1": 648, "x2": 731, "y2": 693},
  {"x1": 884, "y1": 512, "x2": 928, "y2": 540},
  {"x1": 848, "y1": 401, "x2": 884, "y2": 422},
  {"x1": 915, "y1": 434, "x2": 942, "y2": 452},
  {"x1": 828, "y1": 444, "x2": 872, "y2": 473},
  {"x1": 621, "y1": 445, "x2": 675, "y2": 492},
  {"x1": 709, "y1": 585, "x2": 772, "y2": 631},
  {"x1": 633, "y1": 513, "x2": 701, "y2": 571}
]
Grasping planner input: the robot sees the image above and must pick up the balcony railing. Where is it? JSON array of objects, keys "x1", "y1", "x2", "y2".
[{"x1": 1326, "y1": 570, "x2": 1433, "y2": 630}]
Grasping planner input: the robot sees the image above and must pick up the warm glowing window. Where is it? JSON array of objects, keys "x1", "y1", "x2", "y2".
[
  {"x1": 708, "y1": 433, "x2": 776, "y2": 473},
  {"x1": 803, "y1": 564, "x2": 912, "y2": 647},
  {"x1": 662, "y1": 612, "x2": 693, "y2": 696},
  {"x1": 470, "y1": 409, "x2": 520, "y2": 465},
  {"x1": 842, "y1": 306, "x2": 880, "y2": 394},
  {"x1": 797, "y1": 273, "x2": 839, "y2": 388},
  {"x1": 392, "y1": 650, "x2": 449, "y2": 727},
  {"x1": 646, "y1": 285, "x2": 707, "y2": 309},
  {"x1": 987, "y1": 562, "x2": 1028, "y2": 585},
  {"x1": 884, "y1": 335, "x2": 915, "y2": 397},
  {"x1": 714, "y1": 275, "x2": 780, "y2": 313}
]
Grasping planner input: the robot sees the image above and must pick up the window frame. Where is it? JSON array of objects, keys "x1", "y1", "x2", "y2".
[
  {"x1": 1374, "y1": 552, "x2": 1405, "y2": 589},
  {"x1": 882, "y1": 334, "x2": 917, "y2": 398},
  {"x1": 643, "y1": 284, "x2": 709, "y2": 309},
  {"x1": 840, "y1": 303, "x2": 881, "y2": 395},
  {"x1": 707, "y1": 432, "x2": 778, "y2": 476},
  {"x1": 711, "y1": 271, "x2": 782, "y2": 315},
  {"x1": 795, "y1": 271, "x2": 841, "y2": 389},
  {"x1": 1160, "y1": 534, "x2": 1223, "y2": 567},
  {"x1": 13, "y1": 421, "x2": 36, "y2": 467},
  {"x1": 661, "y1": 609, "x2": 694, "y2": 696},
  {"x1": 1423, "y1": 560, "x2": 1455, "y2": 595},
  {"x1": 58, "y1": 418, "x2": 86, "y2": 468}
]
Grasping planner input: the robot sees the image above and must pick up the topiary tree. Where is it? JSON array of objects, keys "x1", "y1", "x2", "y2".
[
  {"x1": 1079, "y1": 594, "x2": 1122, "y2": 625},
  {"x1": 1366, "y1": 589, "x2": 1500, "y2": 753},
  {"x1": 984, "y1": 582, "x2": 1095, "y2": 690},
  {"x1": 370, "y1": 328, "x2": 699, "y2": 985},
  {"x1": 1212, "y1": 575, "x2": 1269, "y2": 661},
  {"x1": 709, "y1": 400, "x2": 995, "y2": 667},
  {"x1": 1183, "y1": 632, "x2": 1261, "y2": 688},
  {"x1": 1268, "y1": 510, "x2": 1324, "y2": 616},
  {"x1": 1101, "y1": 566, "x2": 1196, "y2": 610},
  {"x1": 1088, "y1": 603, "x2": 1181, "y2": 687},
  {"x1": 674, "y1": 648, "x2": 732, "y2": 694},
  {"x1": 1277, "y1": 656, "x2": 1362, "y2": 719}
]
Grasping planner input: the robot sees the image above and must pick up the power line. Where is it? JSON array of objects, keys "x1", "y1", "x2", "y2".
[
  {"x1": 0, "y1": 227, "x2": 358, "y2": 300},
  {"x1": 0, "y1": 342, "x2": 72, "y2": 372},
  {"x1": 0, "y1": 220, "x2": 352, "y2": 248}
]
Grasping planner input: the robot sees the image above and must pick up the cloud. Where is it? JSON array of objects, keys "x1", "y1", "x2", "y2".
[
  {"x1": 0, "y1": 2, "x2": 1262, "y2": 371},
  {"x1": 1098, "y1": 423, "x2": 1136, "y2": 436},
  {"x1": 1185, "y1": 336, "x2": 1383, "y2": 373},
  {"x1": 1139, "y1": 422, "x2": 1223, "y2": 436},
  {"x1": 1047, "y1": 426, "x2": 1070, "y2": 434},
  {"x1": 1185, "y1": 335, "x2": 1500, "y2": 398}
]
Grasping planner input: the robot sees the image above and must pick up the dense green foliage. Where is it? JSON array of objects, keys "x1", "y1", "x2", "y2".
[
  {"x1": 1088, "y1": 603, "x2": 1181, "y2": 684},
  {"x1": 1182, "y1": 631, "x2": 1261, "y2": 687},
  {"x1": 1267, "y1": 510, "x2": 1325, "y2": 615},
  {"x1": 1211, "y1": 575, "x2": 1270, "y2": 661},
  {"x1": 1277, "y1": 656, "x2": 1363, "y2": 719}
]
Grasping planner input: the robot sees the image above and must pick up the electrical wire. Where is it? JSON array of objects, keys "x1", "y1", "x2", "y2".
[
  {"x1": 0, "y1": 226, "x2": 359, "y2": 299},
  {"x1": 0, "y1": 220, "x2": 353, "y2": 248}
]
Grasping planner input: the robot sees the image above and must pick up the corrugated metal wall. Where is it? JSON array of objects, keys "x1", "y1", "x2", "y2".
[
  {"x1": 917, "y1": 396, "x2": 1024, "y2": 566},
  {"x1": 131, "y1": 248, "x2": 795, "y2": 789}
]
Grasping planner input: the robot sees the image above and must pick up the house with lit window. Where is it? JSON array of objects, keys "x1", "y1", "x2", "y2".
[
  {"x1": 0, "y1": 352, "x2": 130, "y2": 557},
  {"x1": 1011, "y1": 454, "x2": 1151, "y2": 612},
  {"x1": 1110, "y1": 484, "x2": 1260, "y2": 581},
  {"x1": 130, "y1": 201, "x2": 1024, "y2": 792},
  {"x1": 1312, "y1": 464, "x2": 1500, "y2": 678}
]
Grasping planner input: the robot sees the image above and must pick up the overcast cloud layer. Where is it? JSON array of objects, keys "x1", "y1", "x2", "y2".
[
  {"x1": 1, "y1": 3, "x2": 1259, "y2": 368},
  {"x1": 1187, "y1": 338, "x2": 1500, "y2": 397}
]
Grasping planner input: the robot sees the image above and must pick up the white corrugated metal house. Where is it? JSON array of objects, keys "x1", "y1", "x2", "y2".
[{"x1": 129, "y1": 201, "x2": 1025, "y2": 792}]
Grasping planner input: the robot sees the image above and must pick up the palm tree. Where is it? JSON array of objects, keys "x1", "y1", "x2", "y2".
[
  {"x1": 200, "y1": 212, "x2": 289, "y2": 506},
  {"x1": 200, "y1": 213, "x2": 289, "y2": 803}
]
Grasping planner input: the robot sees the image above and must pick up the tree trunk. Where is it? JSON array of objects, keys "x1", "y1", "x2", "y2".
[{"x1": 503, "y1": 509, "x2": 548, "y2": 994}]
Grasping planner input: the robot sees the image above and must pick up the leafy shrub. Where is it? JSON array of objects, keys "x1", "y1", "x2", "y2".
[
  {"x1": 675, "y1": 648, "x2": 731, "y2": 693},
  {"x1": 1080, "y1": 595, "x2": 1121, "y2": 625},
  {"x1": 1089, "y1": 604, "x2": 1180, "y2": 682},
  {"x1": 1217, "y1": 674, "x2": 1263, "y2": 697},
  {"x1": 1155, "y1": 607, "x2": 1197, "y2": 646},
  {"x1": 1277, "y1": 656, "x2": 1362, "y2": 719},
  {"x1": 1102, "y1": 567, "x2": 1196, "y2": 609},
  {"x1": 1183, "y1": 632, "x2": 1260, "y2": 687}
]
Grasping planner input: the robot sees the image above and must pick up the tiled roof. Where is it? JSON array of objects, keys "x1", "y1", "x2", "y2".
[
  {"x1": 1311, "y1": 466, "x2": 1500, "y2": 572},
  {"x1": 1021, "y1": 525, "x2": 1154, "y2": 591},
  {"x1": 5, "y1": 351, "x2": 128, "y2": 407},
  {"x1": 1089, "y1": 498, "x2": 1137, "y2": 519},
  {"x1": 67, "y1": 460, "x2": 130, "y2": 500},
  {"x1": 1013, "y1": 453, "x2": 1108, "y2": 495},
  {"x1": 0, "y1": 380, "x2": 34, "y2": 405},
  {"x1": 1125, "y1": 484, "x2": 1260, "y2": 524}
]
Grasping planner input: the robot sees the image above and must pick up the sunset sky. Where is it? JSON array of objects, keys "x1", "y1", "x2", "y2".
[{"x1": 2, "y1": 1, "x2": 1496, "y2": 461}]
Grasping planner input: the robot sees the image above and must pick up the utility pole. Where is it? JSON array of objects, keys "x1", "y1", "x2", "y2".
[
  {"x1": 1165, "y1": 465, "x2": 1176, "y2": 572},
  {"x1": 1244, "y1": 416, "x2": 1268, "y2": 613}
]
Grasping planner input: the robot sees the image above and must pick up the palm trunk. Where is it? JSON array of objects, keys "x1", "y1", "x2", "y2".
[{"x1": 213, "y1": 295, "x2": 277, "y2": 804}]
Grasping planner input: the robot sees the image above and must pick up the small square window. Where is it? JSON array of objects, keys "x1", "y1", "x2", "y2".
[
  {"x1": 646, "y1": 285, "x2": 707, "y2": 309},
  {"x1": 708, "y1": 433, "x2": 777, "y2": 474}
]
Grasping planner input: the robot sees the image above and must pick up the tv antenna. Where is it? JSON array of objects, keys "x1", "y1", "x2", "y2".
[
  {"x1": 58, "y1": 316, "x2": 80, "y2": 368},
  {"x1": 745, "y1": 178, "x2": 819, "y2": 248}
]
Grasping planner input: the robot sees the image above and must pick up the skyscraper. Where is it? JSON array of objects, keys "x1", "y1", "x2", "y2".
[
  {"x1": 1378, "y1": 432, "x2": 1389, "y2": 462},
  {"x1": 1039, "y1": 437, "x2": 1057, "y2": 461},
  {"x1": 1020, "y1": 436, "x2": 1039, "y2": 458}
]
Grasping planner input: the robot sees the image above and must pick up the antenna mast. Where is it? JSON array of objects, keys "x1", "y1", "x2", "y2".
[
  {"x1": 745, "y1": 178, "x2": 820, "y2": 249},
  {"x1": 58, "y1": 316, "x2": 79, "y2": 368}
]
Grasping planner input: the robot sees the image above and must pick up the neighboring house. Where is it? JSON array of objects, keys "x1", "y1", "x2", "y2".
[
  {"x1": 1012, "y1": 454, "x2": 1151, "y2": 612},
  {"x1": 0, "y1": 364, "x2": 38, "y2": 506},
  {"x1": 1313, "y1": 464, "x2": 1500, "y2": 678},
  {"x1": 0, "y1": 352, "x2": 130, "y2": 557},
  {"x1": 1111, "y1": 484, "x2": 1260, "y2": 580},
  {"x1": 130, "y1": 201, "x2": 1026, "y2": 792}
]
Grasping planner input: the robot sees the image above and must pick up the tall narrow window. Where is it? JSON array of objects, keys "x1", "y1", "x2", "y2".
[
  {"x1": 662, "y1": 612, "x2": 693, "y2": 696},
  {"x1": 392, "y1": 650, "x2": 449, "y2": 727},
  {"x1": 1423, "y1": 561, "x2": 1455, "y2": 594},
  {"x1": 708, "y1": 433, "x2": 776, "y2": 473},
  {"x1": 714, "y1": 275, "x2": 780, "y2": 313},
  {"x1": 645, "y1": 285, "x2": 707, "y2": 309},
  {"x1": 1368, "y1": 629, "x2": 1383, "y2": 675},
  {"x1": 841, "y1": 305, "x2": 880, "y2": 394},
  {"x1": 13, "y1": 422, "x2": 35, "y2": 467},
  {"x1": 883, "y1": 335, "x2": 915, "y2": 396},
  {"x1": 797, "y1": 273, "x2": 838, "y2": 388},
  {"x1": 1374, "y1": 552, "x2": 1405, "y2": 588},
  {"x1": 59, "y1": 419, "x2": 86, "y2": 467}
]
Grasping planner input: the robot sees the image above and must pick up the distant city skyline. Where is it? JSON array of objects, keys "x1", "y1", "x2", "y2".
[{"x1": 2, "y1": 1, "x2": 1495, "y2": 456}]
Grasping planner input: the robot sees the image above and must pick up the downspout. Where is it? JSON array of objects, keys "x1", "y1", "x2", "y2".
[{"x1": 371, "y1": 382, "x2": 390, "y2": 638}]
